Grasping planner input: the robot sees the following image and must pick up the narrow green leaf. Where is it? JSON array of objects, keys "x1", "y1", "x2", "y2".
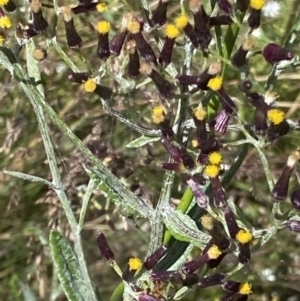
[
  {"x1": 161, "y1": 205, "x2": 211, "y2": 249},
  {"x1": 126, "y1": 136, "x2": 160, "y2": 148},
  {"x1": 49, "y1": 231, "x2": 86, "y2": 301},
  {"x1": 84, "y1": 165, "x2": 152, "y2": 218}
]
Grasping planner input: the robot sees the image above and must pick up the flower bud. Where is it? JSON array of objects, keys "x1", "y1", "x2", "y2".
[
  {"x1": 30, "y1": 0, "x2": 48, "y2": 33},
  {"x1": 151, "y1": 0, "x2": 168, "y2": 26},
  {"x1": 143, "y1": 245, "x2": 168, "y2": 270},
  {"x1": 198, "y1": 273, "x2": 226, "y2": 287},
  {"x1": 290, "y1": 189, "x2": 300, "y2": 210},
  {"x1": 285, "y1": 219, "x2": 300, "y2": 233},
  {"x1": 139, "y1": 62, "x2": 174, "y2": 99},
  {"x1": 159, "y1": 24, "x2": 179, "y2": 67},
  {"x1": 263, "y1": 43, "x2": 294, "y2": 64},
  {"x1": 97, "y1": 231, "x2": 115, "y2": 261},
  {"x1": 271, "y1": 151, "x2": 300, "y2": 201},
  {"x1": 96, "y1": 20, "x2": 110, "y2": 60},
  {"x1": 175, "y1": 14, "x2": 201, "y2": 48},
  {"x1": 128, "y1": 20, "x2": 157, "y2": 65},
  {"x1": 216, "y1": 0, "x2": 232, "y2": 14},
  {"x1": 62, "y1": 7, "x2": 82, "y2": 49},
  {"x1": 126, "y1": 39, "x2": 140, "y2": 78}
]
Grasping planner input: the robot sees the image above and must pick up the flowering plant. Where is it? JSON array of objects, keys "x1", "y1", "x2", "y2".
[{"x1": 1, "y1": 0, "x2": 300, "y2": 300}]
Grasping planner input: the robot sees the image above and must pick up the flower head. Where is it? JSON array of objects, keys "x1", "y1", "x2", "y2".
[
  {"x1": 128, "y1": 257, "x2": 142, "y2": 271},
  {"x1": 193, "y1": 107, "x2": 207, "y2": 120},
  {"x1": 0, "y1": 15, "x2": 11, "y2": 28},
  {"x1": 152, "y1": 105, "x2": 165, "y2": 124},
  {"x1": 0, "y1": 0, "x2": 8, "y2": 5},
  {"x1": 165, "y1": 24, "x2": 180, "y2": 39},
  {"x1": 175, "y1": 14, "x2": 189, "y2": 29},
  {"x1": 204, "y1": 164, "x2": 220, "y2": 178},
  {"x1": 207, "y1": 244, "x2": 222, "y2": 259},
  {"x1": 239, "y1": 282, "x2": 252, "y2": 295},
  {"x1": 208, "y1": 151, "x2": 222, "y2": 165},
  {"x1": 236, "y1": 229, "x2": 252, "y2": 244},
  {"x1": 84, "y1": 78, "x2": 97, "y2": 92},
  {"x1": 201, "y1": 214, "x2": 214, "y2": 230},
  {"x1": 97, "y1": 2, "x2": 107, "y2": 12},
  {"x1": 250, "y1": 0, "x2": 265, "y2": 10},
  {"x1": 97, "y1": 20, "x2": 110, "y2": 34},
  {"x1": 267, "y1": 108, "x2": 285, "y2": 125},
  {"x1": 207, "y1": 76, "x2": 223, "y2": 91}
]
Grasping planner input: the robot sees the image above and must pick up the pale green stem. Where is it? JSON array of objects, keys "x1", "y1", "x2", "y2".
[
  {"x1": 24, "y1": 42, "x2": 99, "y2": 301},
  {"x1": 79, "y1": 179, "x2": 96, "y2": 232},
  {"x1": 3, "y1": 170, "x2": 57, "y2": 189}
]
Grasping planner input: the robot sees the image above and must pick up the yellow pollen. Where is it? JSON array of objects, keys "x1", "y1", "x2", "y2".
[
  {"x1": 0, "y1": 34, "x2": 4, "y2": 46},
  {"x1": 193, "y1": 107, "x2": 207, "y2": 120},
  {"x1": 96, "y1": 2, "x2": 107, "y2": 12},
  {"x1": 204, "y1": 164, "x2": 220, "y2": 178},
  {"x1": 236, "y1": 229, "x2": 252, "y2": 244},
  {"x1": 0, "y1": 15, "x2": 11, "y2": 28},
  {"x1": 128, "y1": 257, "x2": 142, "y2": 271},
  {"x1": 267, "y1": 109, "x2": 285, "y2": 125},
  {"x1": 175, "y1": 14, "x2": 189, "y2": 29},
  {"x1": 201, "y1": 214, "x2": 214, "y2": 230},
  {"x1": 127, "y1": 20, "x2": 140, "y2": 34},
  {"x1": 0, "y1": 0, "x2": 9, "y2": 5},
  {"x1": 207, "y1": 244, "x2": 222, "y2": 259},
  {"x1": 207, "y1": 76, "x2": 223, "y2": 91},
  {"x1": 165, "y1": 24, "x2": 179, "y2": 39},
  {"x1": 84, "y1": 79, "x2": 97, "y2": 92},
  {"x1": 152, "y1": 105, "x2": 165, "y2": 124},
  {"x1": 97, "y1": 20, "x2": 110, "y2": 34},
  {"x1": 250, "y1": 0, "x2": 265, "y2": 10},
  {"x1": 192, "y1": 139, "x2": 199, "y2": 148},
  {"x1": 208, "y1": 152, "x2": 222, "y2": 165},
  {"x1": 239, "y1": 282, "x2": 252, "y2": 295}
]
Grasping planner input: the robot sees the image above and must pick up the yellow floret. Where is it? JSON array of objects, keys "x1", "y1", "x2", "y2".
[
  {"x1": 152, "y1": 105, "x2": 165, "y2": 124},
  {"x1": 207, "y1": 244, "x2": 222, "y2": 259},
  {"x1": 250, "y1": 0, "x2": 265, "y2": 10},
  {"x1": 165, "y1": 24, "x2": 180, "y2": 39},
  {"x1": 193, "y1": 107, "x2": 207, "y2": 120},
  {"x1": 208, "y1": 151, "x2": 222, "y2": 165},
  {"x1": 127, "y1": 20, "x2": 140, "y2": 34},
  {"x1": 207, "y1": 76, "x2": 223, "y2": 91},
  {"x1": 204, "y1": 164, "x2": 220, "y2": 178},
  {"x1": 191, "y1": 139, "x2": 199, "y2": 148},
  {"x1": 267, "y1": 109, "x2": 285, "y2": 125},
  {"x1": 84, "y1": 79, "x2": 97, "y2": 92},
  {"x1": 97, "y1": 20, "x2": 110, "y2": 34},
  {"x1": 175, "y1": 14, "x2": 189, "y2": 29},
  {"x1": 201, "y1": 214, "x2": 214, "y2": 230},
  {"x1": 128, "y1": 257, "x2": 142, "y2": 271},
  {"x1": 0, "y1": 0, "x2": 9, "y2": 5},
  {"x1": 0, "y1": 34, "x2": 4, "y2": 46},
  {"x1": 239, "y1": 282, "x2": 252, "y2": 295},
  {"x1": 236, "y1": 229, "x2": 253, "y2": 244},
  {"x1": 0, "y1": 16, "x2": 11, "y2": 28},
  {"x1": 96, "y1": 2, "x2": 107, "y2": 12}
]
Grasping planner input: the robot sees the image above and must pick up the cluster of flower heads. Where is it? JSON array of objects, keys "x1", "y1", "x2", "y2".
[
  {"x1": 1, "y1": 0, "x2": 299, "y2": 299},
  {"x1": 97, "y1": 231, "x2": 252, "y2": 301}
]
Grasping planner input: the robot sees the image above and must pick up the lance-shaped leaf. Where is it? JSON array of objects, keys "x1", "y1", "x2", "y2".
[
  {"x1": 161, "y1": 205, "x2": 211, "y2": 248},
  {"x1": 49, "y1": 231, "x2": 86, "y2": 301},
  {"x1": 84, "y1": 165, "x2": 154, "y2": 219},
  {"x1": 126, "y1": 135, "x2": 160, "y2": 148}
]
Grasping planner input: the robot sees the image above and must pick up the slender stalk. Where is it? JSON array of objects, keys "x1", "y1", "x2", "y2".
[
  {"x1": 24, "y1": 42, "x2": 99, "y2": 301},
  {"x1": 79, "y1": 179, "x2": 96, "y2": 232}
]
